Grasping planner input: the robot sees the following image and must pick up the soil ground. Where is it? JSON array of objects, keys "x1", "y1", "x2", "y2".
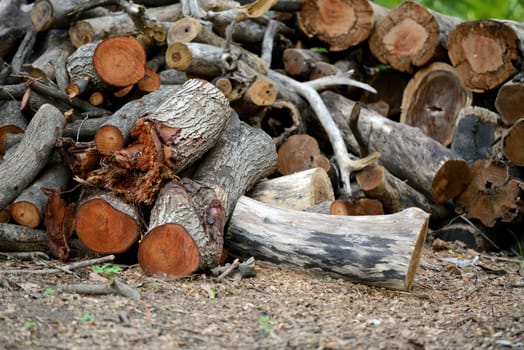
[{"x1": 1, "y1": 241, "x2": 523, "y2": 350}]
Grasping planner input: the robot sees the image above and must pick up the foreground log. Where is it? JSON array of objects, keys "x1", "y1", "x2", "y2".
[
  {"x1": 226, "y1": 196, "x2": 429, "y2": 291},
  {"x1": 75, "y1": 192, "x2": 141, "y2": 254},
  {"x1": 0, "y1": 104, "x2": 66, "y2": 210},
  {"x1": 321, "y1": 91, "x2": 462, "y2": 201},
  {"x1": 139, "y1": 119, "x2": 277, "y2": 277},
  {"x1": 448, "y1": 19, "x2": 520, "y2": 92},
  {"x1": 400, "y1": 62, "x2": 472, "y2": 145}
]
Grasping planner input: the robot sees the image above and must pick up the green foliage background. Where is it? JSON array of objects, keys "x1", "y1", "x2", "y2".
[{"x1": 373, "y1": 0, "x2": 524, "y2": 21}]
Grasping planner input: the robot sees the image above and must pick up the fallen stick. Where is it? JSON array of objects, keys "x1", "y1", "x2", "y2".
[
  {"x1": 0, "y1": 254, "x2": 115, "y2": 275},
  {"x1": 226, "y1": 196, "x2": 429, "y2": 291}
]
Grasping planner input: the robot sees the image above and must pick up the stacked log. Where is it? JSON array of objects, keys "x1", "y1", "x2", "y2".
[{"x1": 0, "y1": 0, "x2": 523, "y2": 290}]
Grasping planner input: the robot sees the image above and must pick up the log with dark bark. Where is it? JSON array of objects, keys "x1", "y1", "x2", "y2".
[
  {"x1": 75, "y1": 192, "x2": 141, "y2": 254},
  {"x1": 0, "y1": 104, "x2": 66, "y2": 210},
  {"x1": 0, "y1": 0, "x2": 32, "y2": 60},
  {"x1": 455, "y1": 160, "x2": 524, "y2": 228},
  {"x1": 139, "y1": 119, "x2": 277, "y2": 276},
  {"x1": 369, "y1": 0, "x2": 462, "y2": 73},
  {"x1": 298, "y1": 0, "x2": 388, "y2": 52},
  {"x1": 247, "y1": 167, "x2": 334, "y2": 210},
  {"x1": 226, "y1": 196, "x2": 429, "y2": 291},
  {"x1": 282, "y1": 48, "x2": 328, "y2": 80},
  {"x1": 86, "y1": 79, "x2": 231, "y2": 205},
  {"x1": 321, "y1": 90, "x2": 463, "y2": 201},
  {"x1": 447, "y1": 19, "x2": 521, "y2": 92},
  {"x1": 495, "y1": 72, "x2": 524, "y2": 126},
  {"x1": 400, "y1": 62, "x2": 472, "y2": 146},
  {"x1": 360, "y1": 68, "x2": 410, "y2": 118},
  {"x1": 502, "y1": 118, "x2": 524, "y2": 167}
]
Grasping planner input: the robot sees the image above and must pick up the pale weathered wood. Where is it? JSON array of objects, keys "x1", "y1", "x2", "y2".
[
  {"x1": 0, "y1": 104, "x2": 66, "y2": 210},
  {"x1": 226, "y1": 196, "x2": 429, "y2": 291}
]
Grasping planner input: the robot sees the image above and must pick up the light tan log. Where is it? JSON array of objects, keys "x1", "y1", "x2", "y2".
[
  {"x1": 401, "y1": 62, "x2": 472, "y2": 146},
  {"x1": 0, "y1": 104, "x2": 65, "y2": 210},
  {"x1": 226, "y1": 196, "x2": 429, "y2": 291},
  {"x1": 248, "y1": 167, "x2": 334, "y2": 210}
]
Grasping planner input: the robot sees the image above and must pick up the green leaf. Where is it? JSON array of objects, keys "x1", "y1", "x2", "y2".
[
  {"x1": 92, "y1": 264, "x2": 122, "y2": 276},
  {"x1": 43, "y1": 288, "x2": 55, "y2": 296},
  {"x1": 79, "y1": 313, "x2": 94, "y2": 322},
  {"x1": 23, "y1": 321, "x2": 36, "y2": 329},
  {"x1": 310, "y1": 47, "x2": 329, "y2": 53}
]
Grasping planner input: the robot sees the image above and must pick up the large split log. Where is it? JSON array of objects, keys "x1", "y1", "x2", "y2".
[
  {"x1": 298, "y1": 0, "x2": 388, "y2": 52},
  {"x1": 369, "y1": 0, "x2": 462, "y2": 73},
  {"x1": 86, "y1": 79, "x2": 231, "y2": 205},
  {"x1": 447, "y1": 19, "x2": 521, "y2": 92},
  {"x1": 400, "y1": 62, "x2": 472, "y2": 145},
  {"x1": 321, "y1": 90, "x2": 463, "y2": 201},
  {"x1": 138, "y1": 119, "x2": 277, "y2": 277},
  {"x1": 0, "y1": 104, "x2": 66, "y2": 210},
  {"x1": 226, "y1": 196, "x2": 429, "y2": 291}
]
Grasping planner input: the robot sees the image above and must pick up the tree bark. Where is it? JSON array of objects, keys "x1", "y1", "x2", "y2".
[
  {"x1": 400, "y1": 62, "x2": 472, "y2": 146},
  {"x1": 448, "y1": 19, "x2": 521, "y2": 92},
  {"x1": 0, "y1": 104, "x2": 65, "y2": 210},
  {"x1": 226, "y1": 196, "x2": 429, "y2": 291}
]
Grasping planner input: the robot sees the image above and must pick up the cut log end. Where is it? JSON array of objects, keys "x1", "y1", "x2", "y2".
[
  {"x1": 95, "y1": 125, "x2": 124, "y2": 155},
  {"x1": 165, "y1": 42, "x2": 191, "y2": 70},
  {"x1": 75, "y1": 198, "x2": 139, "y2": 254},
  {"x1": 431, "y1": 159, "x2": 471, "y2": 204},
  {"x1": 9, "y1": 201, "x2": 41, "y2": 228},
  {"x1": 93, "y1": 36, "x2": 147, "y2": 87},
  {"x1": 138, "y1": 223, "x2": 201, "y2": 278},
  {"x1": 137, "y1": 68, "x2": 161, "y2": 93}
]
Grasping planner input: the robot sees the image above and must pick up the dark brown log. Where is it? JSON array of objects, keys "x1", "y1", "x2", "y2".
[
  {"x1": 321, "y1": 90, "x2": 462, "y2": 200},
  {"x1": 432, "y1": 222, "x2": 489, "y2": 251},
  {"x1": 87, "y1": 79, "x2": 231, "y2": 205},
  {"x1": 369, "y1": 1, "x2": 462, "y2": 73},
  {"x1": 448, "y1": 20, "x2": 521, "y2": 92},
  {"x1": 137, "y1": 67, "x2": 161, "y2": 93},
  {"x1": 10, "y1": 162, "x2": 71, "y2": 229},
  {"x1": 0, "y1": 104, "x2": 66, "y2": 210},
  {"x1": 139, "y1": 119, "x2": 276, "y2": 276},
  {"x1": 356, "y1": 165, "x2": 450, "y2": 219},
  {"x1": 360, "y1": 68, "x2": 410, "y2": 117},
  {"x1": 0, "y1": 100, "x2": 26, "y2": 155},
  {"x1": 0, "y1": 0, "x2": 32, "y2": 60},
  {"x1": 75, "y1": 192, "x2": 140, "y2": 254},
  {"x1": 455, "y1": 160, "x2": 524, "y2": 228},
  {"x1": 277, "y1": 134, "x2": 330, "y2": 176},
  {"x1": 298, "y1": 0, "x2": 387, "y2": 52},
  {"x1": 247, "y1": 167, "x2": 334, "y2": 210},
  {"x1": 431, "y1": 159, "x2": 471, "y2": 204},
  {"x1": 258, "y1": 99, "x2": 305, "y2": 146},
  {"x1": 330, "y1": 198, "x2": 384, "y2": 216},
  {"x1": 400, "y1": 62, "x2": 472, "y2": 145},
  {"x1": 451, "y1": 106, "x2": 503, "y2": 162},
  {"x1": 495, "y1": 73, "x2": 524, "y2": 126},
  {"x1": 95, "y1": 85, "x2": 180, "y2": 155},
  {"x1": 502, "y1": 118, "x2": 524, "y2": 167},
  {"x1": 282, "y1": 48, "x2": 328, "y2": 80},
  {"x1": 226, "y1": 196, "x2": 429, "y2": 291}
]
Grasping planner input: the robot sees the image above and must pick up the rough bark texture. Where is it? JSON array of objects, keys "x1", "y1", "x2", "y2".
[
  {"x1": 0, "y1": 104, "x2": 65, "y2": 210},
  {"x1": 226, "y1": 196, "x2": 429, "y2": 291},
  {"x1": 400, "y1": 62, "x2": 472, "y2": 145}
]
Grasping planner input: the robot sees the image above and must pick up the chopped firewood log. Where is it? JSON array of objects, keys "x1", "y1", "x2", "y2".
[
  {"x1": 0, "y1": 104, "x2": 66, "y2": 210},
  {"x1": 369, "y1": 1, "x2": 462, "y2": 73},
  {"x1": 360, "y1": 69, "x2": 410, "y2": 118},
  {"x1": 455, "y1": 160, "x2": 524, "y2": 227},
  {"x1": 321, "y1": 90, "x2": 462, "y2": 201},
  {"x1": 431, "y1": 159, "x2": 471, "y2": 204},
  {"x1": 42, "y1": 188, "x2": 75, "y2": 260},
  {"x1": 75, "y1": 192, "x2": 140, "y2": 254},
  {"x1": 248, "y1": 167, "x2": 334, "y2": 210},
  {"x1": 137, "y1": 67, "x2": 161, "y2": 93},
  {"x1": 68, "y1": 12, "x2": 137, "y2": 48},
  {"x1": 10, "y1": 162, "x2": 71, "y2": 229},
  {"x1": 400, "y1": 62, "x2": 472, "y2": 145},
  {"x1": 88, "y1": 91, "x2": 104, "y2": 106},
  {"x1": 282, "y1": 48, "x2": 328, "y2": 80},
  {"x1": 226, "y1": 196, "x2": 429, "y2": 291},
  {"x1": 258, "y1": 99, "x2": 305, "y2": 146},
  {"x1": 356, "y1": 165, "x2": 450, "y2": 219},
  {"x1": 309, "y1": 61, "x2": 340, "y2": 80},
  {"x1": 0, "y1": 100, "x2": 26, "y2": 155},
  {"x1": 139, "y1": 119, "x2": 276, "y2": 276},
  {"x1": 448, "y1": 19, "x2": 521, "y2": 92},
  {"x1": 495, "y1": 73, "x2": 524, "y2": 126},
  {"x1": 277, "y1": 134, "x2": 330, "y2": 176},
  {"x1": 95, "y1": 85, "x2": 180, "y2": 155},
  {"x1": 56, "y1": 138, "x2": 102, "y2": 178},
  {"x1": 232, "y1": 77, "x2": 277, "y2": 116},
  {"x1": 502, "y1": 118, "x2": 524, "y2": 167},
  {"x1": 330, "y1": 198, "x2": 384, "y2": 216},
  {"x1": 451, "y1": 106, "x2": 504, "y2": 162},
  {"x1": 165, "y1": 42, "x2": 224, "y2": 77},
  {"x1": 86, "y1": 79, "x2": 231, "y2": 205},
  {"x1": 299, "y1": 0, "x2": 388, "y2": 52}
]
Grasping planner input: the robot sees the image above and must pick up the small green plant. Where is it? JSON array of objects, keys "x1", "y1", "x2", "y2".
[
  {"x1": 79, "y1": 313, "x2": 94, "y2": 322},
  {"x1": 23, "y1": 321, "x2": 36, "y2": 329},
  {"x1": 310, "y1": 47, "x2": 329, "y2": 53},
  {"x1": 43, "y1": 288, "x2": 55, "y2": 296},
  {"x1": 92, "y1": 264, "x2": 122, "y2": 277},
  {"x1": 259, "y1": 315, "x2": 277, "y2": 335},
  {"x1": 207, "y1": 286, "x2": 218, "y2": 299},
  {"x1": 149, "y1": 281, "x2": 162, "y2": 289}
]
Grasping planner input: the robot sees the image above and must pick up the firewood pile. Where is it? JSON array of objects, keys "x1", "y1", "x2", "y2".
[{"x1": 0, "y1": 0, "x2": 523, "y2": 291}]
